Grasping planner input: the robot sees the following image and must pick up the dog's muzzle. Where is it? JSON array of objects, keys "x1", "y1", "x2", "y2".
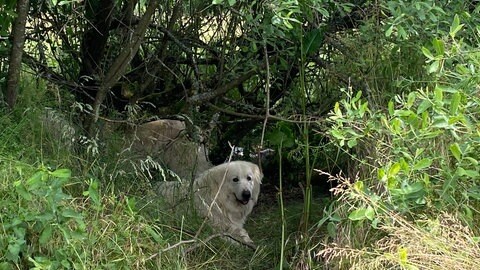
[{"x1": 236, "y1": 190, "x2": 251, "y2": 205}]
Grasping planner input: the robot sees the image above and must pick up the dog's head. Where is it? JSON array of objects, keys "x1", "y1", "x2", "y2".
[{"x1": 210, "y1": 161, "x2": 263, "y2": 206}]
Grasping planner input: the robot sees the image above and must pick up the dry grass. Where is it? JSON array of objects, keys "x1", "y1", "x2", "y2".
[
  {"x1": 317, "y1": 172, "x2": 480, "y2": 270},
  {"x1": 320, "y1": 213, "x2": 480, "y2": 270}
]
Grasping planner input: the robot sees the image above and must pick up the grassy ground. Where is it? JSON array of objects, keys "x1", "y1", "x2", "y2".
[
  {"x1": 0, "y1": 105, "x2": 329, "y2": 269},
  {"x1": 135, "y1": 183, "x2": 328, "y2": 269}
]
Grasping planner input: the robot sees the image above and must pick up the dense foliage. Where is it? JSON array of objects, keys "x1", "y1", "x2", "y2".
[{"x1": 2, "y1": 0, "x2": 480, "y2": 269}]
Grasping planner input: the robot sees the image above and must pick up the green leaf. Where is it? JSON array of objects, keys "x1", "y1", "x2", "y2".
[
  {"x1": 303, "y1": 28, "x2": 324, "y2": 56},
  {"x1": 394, "y1": 109, "x2": 413, "y2": 117},
  {"x1": 212, "y1": 0, "x2": 223, "y2": 4},
  {"x1": 428, "y1": 60, "x2": 440, "y2": 73},
  {"x1": 50, "y1": 168, "x2": 71, "y2": 179},
  {"x1": 434, "y1": 86, "x2": 443, "y2": 102},
  {"x1": 421, "y1": 47, "x2": 435, "y2": 60},
  {"x1": 353, "y1": 91, "x2": 363, "y2": 103},
  {"x1": 39, "y1": 225, "x2": 53, "y2": 245},
  {"x1": 353, "y1": 180, "x2": 364, "y2": 192},
  {"x1": 432, "y1": 115, "x2": 449, "y2": 128},
  {"x1": 267, "y1": 123, "x2": 295, "y2": 148},
  {"x1": 126, "y1": 196, "x2": 137, "y2": 214},
  {"x1": 385, "y1": 25, "x2": 394, "y2": 37},
  {"x1": 33, "y1": 212, "x2": 55, "y2": 222},
  {"x1": 378, "y1": 168, "x2": 387, "y2": 182},
  {"x1": 432, "y1": 38, "x2": 445, "y2": 56},
  {"x1": 14, "y1": 181, "x2": 32, "y2": 201},
  {"x1": 406, "y1": 92, "x2": 416, "y2": 108},
  {"x1": 458, "y1": 168, "x2": 479, "y2": 178},
  {"x1": 450, "y1": 14, "x2": 464, "y2": 38},
  {"x1": 6, "y1": 241, "x2": 23, "y2": 262},
  {"x1": 465, "y1": 157, "x2": 478, "y2": 166},
  {"x1": 227, "y1": 0, "x2": 236, "y2": 6},
  {"x1": 467, "y1": 186, "x2": 480, "y2": 200},
  {"x1": 398, "y1": 247, "x2": 408, "y2": 265},
  {"x1": 403, "y1": 182, "x2": 425, "y2": 195},
  {"x1": 415, "y1": 197, "x2": 426, "y2": 205},
  {"x1": 330, "y1": 129, "x2": 345, "y2": 140},
  {"x1": 327, "y1": 222, "x2": 336, "y2": 238},
  {"x1": 417, "y1": 100, "x2": 431, "y2": 114},
  {"x1": 397, "y1": 25, "x2": 407, "y2": 39},
  {"x1": 348, "y1": 208, "x2": 367, "y2": 221},
  {"x1": 26, "y1": 171, "x2": 46, "y2": 189},
  {"x1": 450, "y1": 92, "x2": 461, "y2": 115},
  {"x1": 347, "y1": 138, "x2": 357, "y2": 148},
  {"x1": 86, "y1": 179, "x2": 100, "y2": 208},
  {"x1": 61, "y1": 208, "x2": 83, "y2": 219},
  {"x1": 0, "y1": 262, "x2": 14, "y2": 270},
  {"x1": 413, "y1": 158, "x2": 432, "y2": 170},
  {"x1": 449, "y1": 143, "x2": 462, "y2": 162},
  {"x1": 333, "y1": 102, "x2": 343, "y2": 117},
  {"x1": 388, "y1": 101, "x2": 394, "y2": 115},
  {"x1": 388, "y1": 163, "x2": 401, "y2": 177},
  {"x1": 146, "y1": 226, "x2": 162, "y2": 243},
  {"x1": 365, "y1": 206, "x2": 375, "y2": 220}
]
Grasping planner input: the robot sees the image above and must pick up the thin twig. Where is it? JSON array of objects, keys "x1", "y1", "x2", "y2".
[
  {"x1": 207, "y1": 102, "x2": 324, "y2": 124},
  {"x1": 161, "y1": 239, "x2": 196, "y2": 253},
  {"x1": 184, "y1": 232, "x2": 255, "y2": 254},
  {"x1": 259, "y1": 39, "x2": 271, "y2": 170},
  {"x1": 146, "y1": 230, "x2": 254, "y2": 262}
]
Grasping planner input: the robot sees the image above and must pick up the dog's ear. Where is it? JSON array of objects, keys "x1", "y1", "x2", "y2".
[
  {"x1": 204, "y1": 164, "x2": 230, "y2": 186},
  {"x1": 251, "y1": 163, "x2": 263, "y2": 203},
  {"x1": 252, "y1": 163, "x2": 263, "y2": 185}
]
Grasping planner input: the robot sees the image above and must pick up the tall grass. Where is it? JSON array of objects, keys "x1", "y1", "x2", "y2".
[
  {"x1": 0, "y1": 97, "x2": 188, "y2": 268},
  {"x1": 1, "y1": 76, "x2": 329, "y2": 269},
  {"x1": 318, "y1": 174, "x2": 480, "y2": 270}
]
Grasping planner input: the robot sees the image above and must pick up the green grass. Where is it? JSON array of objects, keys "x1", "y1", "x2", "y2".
[
  {"x1": 134, "y1": 184, "x2": 328, "y2": 269},
  {"x1": 0, "y1": 99, "x2": 329, "y2": 269}
]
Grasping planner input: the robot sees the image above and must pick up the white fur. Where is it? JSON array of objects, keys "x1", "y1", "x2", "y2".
[{"x1": 158, "y1": 161, "x2": 262, "y2": 246}]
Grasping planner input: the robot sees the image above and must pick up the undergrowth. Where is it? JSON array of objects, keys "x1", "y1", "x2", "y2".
[
  {"x1": 0, "y1": 88, "x2": 328, "y2": 269},
  {"x1": 315, "y1": 14, "x2": 480, "y2": 269}
]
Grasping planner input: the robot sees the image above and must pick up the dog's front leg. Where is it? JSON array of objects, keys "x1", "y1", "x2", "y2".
[{"x1": 230, "y1": 226, "x2": 255, "y2": 249}]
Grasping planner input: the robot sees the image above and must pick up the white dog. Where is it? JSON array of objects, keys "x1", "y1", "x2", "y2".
[{"x1": 158, "y1": 161, "x2": 262, "y2": 247}]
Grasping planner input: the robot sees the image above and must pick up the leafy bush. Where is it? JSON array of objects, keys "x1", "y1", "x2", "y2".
[
  {"x1": 318, "y1": 13, "x2": 480, "y2": 269},
  {"x1": 1, "y1": 167, "x2": 85, "y2": 268},
  {"x1": 0, "y1": 161, "x2": 186, "y2": 269}
]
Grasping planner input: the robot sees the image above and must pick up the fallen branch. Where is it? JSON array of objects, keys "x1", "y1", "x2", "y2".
[{"x1": 145, "y1": 231, "x2": 254, "y2": 262}]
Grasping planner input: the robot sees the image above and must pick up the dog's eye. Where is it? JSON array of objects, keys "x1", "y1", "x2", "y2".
[
  {"x1": 247, "y1": 176, "x2": 252, "y2": 181},
  {"x1": 233, "y1": 177, "x2": 239, "y2": 182}
]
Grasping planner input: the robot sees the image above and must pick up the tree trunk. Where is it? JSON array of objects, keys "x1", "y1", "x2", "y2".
[
  {"x1": 6, "y1": 0, "x2": 29, "y2": 109},
  {"x1": 77, "y1": 0, "x2": 116, "y2": 104},
  {"x1": 87, "y1": 0, "x2": 159, "y2": 135}
]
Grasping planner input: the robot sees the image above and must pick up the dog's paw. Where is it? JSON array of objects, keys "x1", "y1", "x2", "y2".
[
  {"x1": 244, "y1": 240, "x2": 256, "y2": 250},
  {"x1": 241, "y1": 236, "x2": 256, "y2": 250}
]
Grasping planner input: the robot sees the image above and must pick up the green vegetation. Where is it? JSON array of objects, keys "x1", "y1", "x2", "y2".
[{"x1": 2, "y1": 0, "x2": 480, "y2": 269}]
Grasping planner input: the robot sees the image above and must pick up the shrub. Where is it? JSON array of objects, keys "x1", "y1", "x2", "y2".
[{"x1": 317, "y1": 14, "x2": 480, "y2": 268}]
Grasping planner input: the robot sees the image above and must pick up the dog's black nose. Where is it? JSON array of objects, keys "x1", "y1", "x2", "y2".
[{"x1": 242, "y1": 190, "x2": 251, "y2": 201}]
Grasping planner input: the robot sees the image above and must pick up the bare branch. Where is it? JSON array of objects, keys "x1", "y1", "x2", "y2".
[
  {"x1": 188, "y1": 68, "x2": 259, "y2": 104},
  {"x1": 89, "y1": 0, "x2": 159, "y2": 134}
]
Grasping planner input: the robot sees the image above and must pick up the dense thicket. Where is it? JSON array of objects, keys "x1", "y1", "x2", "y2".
[
  {"x1": 2, "y1": 1, "x2": 480, "y2": 269},
  {"x1": 0, "y1": 2, "x2": 416, "y2": 132},
  {"x1": 1, "y1": 1, "x2": 476, "y2": 153}
]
